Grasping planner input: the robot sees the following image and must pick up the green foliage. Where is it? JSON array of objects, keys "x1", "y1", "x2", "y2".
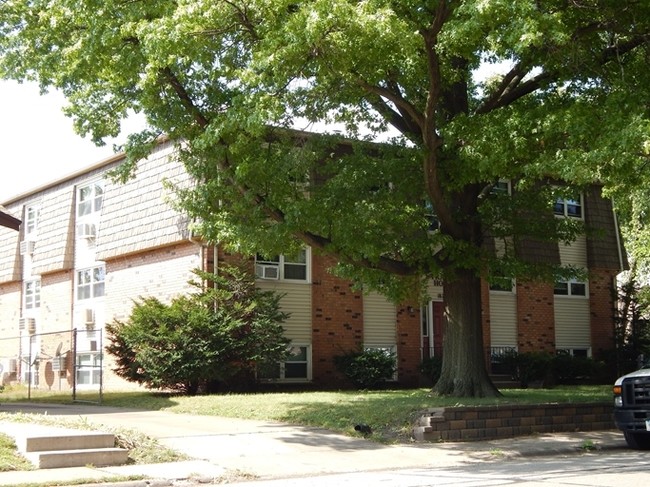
[
  {"x1": 615, "y1": 272, "x2": 650, "y2": 374},
  {"x1": 498, "y1": 350, "x2": 605, "y2": 387},
  {"x1": 4, "y1": 1, "x2": 650, "y2": 396},
  {"x1": 334, "y1": 349, "x2": 397, "y2": 389},
  {"x1": 551, "y1": 351, "x2": 604, "y2": 385},
  {"x1": 105, "y1": 265, "x2": 290, "y2": 394},
  {"x1": 419, "y1": 356, "x2": 443, "y2": 385}
]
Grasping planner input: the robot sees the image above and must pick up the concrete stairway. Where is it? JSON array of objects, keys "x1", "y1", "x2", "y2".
[{"x1": 0, "y1": 421, "x2": 129, "y2": 469}]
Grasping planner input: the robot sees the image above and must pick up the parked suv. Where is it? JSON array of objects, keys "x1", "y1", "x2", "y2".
[{"x1": 613, "y1": 363, "x2": 650, "y2": 449}]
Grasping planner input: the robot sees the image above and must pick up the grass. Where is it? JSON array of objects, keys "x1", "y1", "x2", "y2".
[
  {"x1": 1, "y1": 385, "x2": 611, "y2": 443},
  {"x1": 0, "y1": 384, "x2": 611, "y2": 480},
  {"x1": 0, "y1": 433, "x2": 34, "y2": 472}
]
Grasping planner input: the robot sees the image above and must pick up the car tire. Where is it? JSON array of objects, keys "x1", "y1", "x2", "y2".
[{"x1": 623, "y1": 431, "x2": 650, "y2": 450}]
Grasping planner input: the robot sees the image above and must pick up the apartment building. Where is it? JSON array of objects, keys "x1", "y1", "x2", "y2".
[{"x1": 0, "y1": 140, "x2": 626, "y2": 391}]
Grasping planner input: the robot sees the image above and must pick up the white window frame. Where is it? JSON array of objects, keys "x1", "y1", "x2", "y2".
[
  {"x1": 259, "y1": 345, "x2": 312, "y2": 382},
  {"x1": 255, "y1": 248, "x2": 310, "y2": 282},
  {"x1": 553, "y1": 194, "x2": 583, "y2": 219},
  {"x1": 24, "y1": 279, "x2": 41, "y2": 309},
  {"x1": 554, "y1": 278, "x2": 588, "y2": 297},
  {"x1": 76, "y1": 352, "x2": 102, "y2": 386},
  {"x1": 491, "y1": 180, "x2": 511, "y2": 196},
  {"x1": 76, "y1": 180, "x2": 105, "y2": 218},
  {"x1": 25, "y1": 205, "x2": 40, "y2": 236},
  {"x1": 76, "y1": 265, "x2": 106, "y2": 301}
]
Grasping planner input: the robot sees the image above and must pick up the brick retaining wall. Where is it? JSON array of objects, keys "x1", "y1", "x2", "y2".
[{"x1": 413, "y1": 402, "x2": 614, "y2": 442}]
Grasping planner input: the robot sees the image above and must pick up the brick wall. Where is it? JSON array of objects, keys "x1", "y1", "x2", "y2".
[
  {"x1": 396, "y1": 304, "x2": 421, "y2": 387},
  {"x1": 516, "y1": 280, "x2": 556, "y2": 353},
  {"x1": 41, "y1": 270, "x2": 73, "y2": 330},
  {"x1": 413, "y1": 402, "x2": 614, "y2": 442},
  {"x1": 105, "y1": 243, "x2": 202, "y2": 322},
  {"x1": 311, "y1": 254, "x2": 363, "y2": 388},
  {"x1": 589, "y1": 269, "x2": 617, "y2": 358},
  {"x1": 481, "y1": 279, "x2": 491, "y2": 357}
]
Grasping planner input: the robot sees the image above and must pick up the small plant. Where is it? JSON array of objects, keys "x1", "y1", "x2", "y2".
[
  {"x1": 580, "y1": 439, "x2": 596, "y2": 451},
  {"x1": 334, "y1": 348, "x2": 396, "y2": 389}
]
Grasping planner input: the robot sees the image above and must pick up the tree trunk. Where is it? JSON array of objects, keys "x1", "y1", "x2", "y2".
[{"x1": 432, "y1": 268, "x2": 501, "y2": 397}]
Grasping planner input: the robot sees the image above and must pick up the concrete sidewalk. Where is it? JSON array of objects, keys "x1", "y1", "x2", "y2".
[{"x1": 0, "y1": 402, "x2": 628, "y2": 486}]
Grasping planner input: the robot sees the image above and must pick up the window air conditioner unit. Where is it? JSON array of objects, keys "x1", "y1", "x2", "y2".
[
  {"x1": 7, "y1": 359, "x2": 17, "y2": 373},
  {"x1": 255, "y1": 264, "x2": 279, "y2": 280},
  {"x1": 76, "y1": 223, "x2": 97, "y2": 239},
  {"x1": 84, "y1": 308, "x2": 95, "y2": 327},
  {"x1": 19, "y1": 240, "x2": 35, "y2": 255},
  {"x1": 18, "y1": 317, "x2": 36, "y2": 332},
  {"x1": 89, "y1": 340, "x2": 98, "y2": 352}
]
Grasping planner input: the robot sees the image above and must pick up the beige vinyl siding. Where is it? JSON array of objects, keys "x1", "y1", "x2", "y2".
[
  {"x1": 559, "y1": 235, "x2": 587, "y2": 267},
  {"x1": 489, "y1": 292, "x2": 517, "y2": 347},
  {"x1": 256, "y1": 280, "x2": 311, "y2": 343},
  {"x1": 426, "y1": 279, "x2": 443, "y2": 301},
  {"x1": 363, "y1": 292, "x2": 396, "y2": 346},
  {"x1": 554, "y1": 298, "x2": 591, "y2": 349}
]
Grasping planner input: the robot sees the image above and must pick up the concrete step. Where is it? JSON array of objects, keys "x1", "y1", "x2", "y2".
[
  {"x1": 25, "y1": 447, "x2": 130, "y2": 469},
  {"x1": 0, "y1": 421, "x2": 129, "y2": 469},
  {"x1": 22, "y1": 431, "x2": 116, "y2": 452}
]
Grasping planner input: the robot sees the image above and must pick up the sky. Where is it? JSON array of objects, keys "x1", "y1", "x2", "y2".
[{"x1": 0, "y1": 80, "x2": 127, "y2": 203}]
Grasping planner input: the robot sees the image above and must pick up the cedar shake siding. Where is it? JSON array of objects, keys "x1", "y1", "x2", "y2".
[{"x1": 0, "y1": 145, "x2": 626, "y2": 390}]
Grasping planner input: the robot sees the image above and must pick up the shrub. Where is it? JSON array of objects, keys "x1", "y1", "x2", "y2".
[
  {"x1": 420, "y1": 356, "x2": 443, "y2": 385},
  {"x1": 334, "y1": 348, "x2": 396, "y2": 389},
  {"x1": 106, "y1": 265, "x2": 290, "y2": 394},
  {"x1": 552, "y1": 351, "x2": 604, "y2": 385}
]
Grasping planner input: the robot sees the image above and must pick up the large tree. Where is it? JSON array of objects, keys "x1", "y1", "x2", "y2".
[{"x1": 2, "y1": 1, "x2": 650, "y2": 396}]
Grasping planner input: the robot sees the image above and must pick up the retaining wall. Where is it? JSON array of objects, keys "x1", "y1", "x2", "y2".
[{"x1": 413, "y1": 402, "x2": 614, "y2": 442}]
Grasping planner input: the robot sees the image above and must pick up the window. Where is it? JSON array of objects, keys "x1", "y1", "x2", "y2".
[
  {"x1": 76, "y1": 353, "x2": 101, "y2": 385},
  {"x1": 554, "y1": 279, "x2": 587, "y2": 297},
  {"x1": 424, "y1": 201, "x2": 440, "y2": 232},
  {"x1": 258, "y1": 345, "x2": 311, "y2": 381},
  {"x1": 255, "y1": 249, "x2": 308, "y2": 281},
  {"x1": 77, "y1": 180, "x2": 104, "y2": 218},
  {"x1": 490, "y1": 180, "x2": 511, "y2": 195},
  {"x1": 557, "y1": 348, "x2": 590, "y2": 358},
  {"x1": 25, "y1": 205, "x2": 40, "y2": 236},
  {"x1": 77, "y1": 266, "x2": 105, "y2": 300},
  {"x1": 24, "y1": 279, "x2": 41, "y2": 309},
  {"x1": 554, "y1": 194, "x2": 583, "y2": 219}
]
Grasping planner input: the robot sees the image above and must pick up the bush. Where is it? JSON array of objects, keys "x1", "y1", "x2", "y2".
[
  {"x1": 106, "y1": 265, "x2": 290, "y2": 394},
  {"x1": 420, "y1": 356, "x2": 442, "y2": 385},
  {"x1": 552, "y1": 351, "x2": 604, "y2": 385},
  {"x1": 334, "y1": 348, "x2": 396, "y2": 389},
  {"x1": 494, "y1": 349, "x2": 605, "y2": 387},
  {"x1": 516, "y1": 351, "x2": 554, "y2": 387}
]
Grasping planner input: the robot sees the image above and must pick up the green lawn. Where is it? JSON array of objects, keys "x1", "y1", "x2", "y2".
[{"x1": 1, "y1": 385, "x2": 612, "y2": 443}]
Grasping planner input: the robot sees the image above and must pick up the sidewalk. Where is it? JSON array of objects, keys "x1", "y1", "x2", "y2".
[{"x1": 0, "y1": 402, "x2": 628, "y2": 486}]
